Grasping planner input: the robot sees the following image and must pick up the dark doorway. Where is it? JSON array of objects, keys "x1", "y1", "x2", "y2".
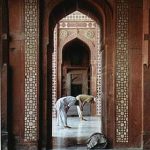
[
  {"x1": 62, "y1": 38, "x2": 90, "y2": 97},
  {"x1": 71, "y1": 84, "x2": 82, "y2": 96}
]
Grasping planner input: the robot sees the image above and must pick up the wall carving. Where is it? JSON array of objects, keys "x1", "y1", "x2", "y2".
[
  {"x1": 60, "y1": 30, "x2": 68, "y2": 39},
  {"x1": 24, "y1": 0, "x2": 38, "y2": 141},
  {"x1": 116, "y1": 0, "x2": 129, "y2": 143},
  {"x1": 85, "y1": 30, "x2": 95, "y2": 39}
]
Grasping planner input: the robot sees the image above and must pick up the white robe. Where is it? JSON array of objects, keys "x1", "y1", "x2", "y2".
[{"x1": 55, "y1": 96, "x2": 76, "y2": 126}]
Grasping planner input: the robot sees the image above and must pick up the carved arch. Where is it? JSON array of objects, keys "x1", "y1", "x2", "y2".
[{"x1": 59, "y1": 34, "x2": 95, "y2": 64}]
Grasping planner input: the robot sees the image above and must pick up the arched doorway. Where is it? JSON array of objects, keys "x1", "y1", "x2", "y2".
[
  {"x1": 50, "y1": 12, "x2": 105, "y2": 150},
  {"x1": 62, "y1": 38, "x2": 90, "y2": 97},
  {"x1": 41, "y1": 0, "x2": 114, "y2": 149},
  {"x1": 61, "y1": 38, "x2": 93, "y2": 117},
  {"x1": 51, "y1": 11, "x2": 102, "y2": 149}
]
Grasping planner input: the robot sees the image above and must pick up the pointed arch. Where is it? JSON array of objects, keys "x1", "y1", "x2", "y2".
[
  {"x1": 59, "y1": 36, "x2": 94, "y2": 64},
  {"x1": 41, "y1": 0, "x2": 115, "y2": 148}
]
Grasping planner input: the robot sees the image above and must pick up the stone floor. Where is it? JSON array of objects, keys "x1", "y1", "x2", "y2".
[
  {"x1": 52, "y1": 116, "x2": 102, "y2": 150},
  {"x1": 51, "y1": 116, "x2": 142, "y2": 150}
]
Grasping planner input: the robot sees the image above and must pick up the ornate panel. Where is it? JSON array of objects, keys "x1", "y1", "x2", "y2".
[
  {"x1": 61, "y1": 11, "x2": 93, "y2": 21},
  {"x1": 96, "y1": 26, "x2": 102, "y2": 116},
  {"x1": 59, "y1": 22, "x2": 96, "y2": 28},
  {"x1": 116, "y1": 0, "x2": 129, "y2": 143},
  {"x1": 24, "y1": 0, "x2": 39, "y2": 141},
  {"x1": 52, "y1": 26, "x2": 57, "y2": 117}
]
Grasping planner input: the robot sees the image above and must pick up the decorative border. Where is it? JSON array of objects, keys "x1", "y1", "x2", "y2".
[
  {"x1": 52, "y1": 26, "x2": 57, "y2": 117},
  {"x1": 96, "y1": 25, "x2": 102, "y2": 116},
  {"x1": 24, "y1": 0, "x2": 38, "y2": 141},
  {"x1": 116, "y1": 0, "x2": 129, "y2": 142}
]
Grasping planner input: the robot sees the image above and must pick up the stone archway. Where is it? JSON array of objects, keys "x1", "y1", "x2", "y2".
[
  {"x1": 42, "y1": 1, "x2": 115, "y2": 149},
  {"x1": 61, "y1": 38, "x2": 91, "y2": 97},
  {"x1": 51, "y1": 11, "x2": 103, "y2": 121},
  {"x1": 22, "y1": 0, "x2": 114, "y2": 149}
]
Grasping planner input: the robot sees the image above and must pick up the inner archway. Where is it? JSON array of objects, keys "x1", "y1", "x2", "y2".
[
  {"x1": 51, "y1": 11, "x2": 104, "y2": 149},
  {"x1": 41, "y1": 0, "x2": 114, "y2": 149},
  {"x1": 62, "y1": 38, "x2": 90, "y2": 97}
]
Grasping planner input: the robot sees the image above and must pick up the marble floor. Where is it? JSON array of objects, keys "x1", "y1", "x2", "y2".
[
  {"x1": 51, "y1": 116, "x2": 142, "y2": 150},
  {"x1": 52, "y1": 116, "x2": 102, "y2": 150}
]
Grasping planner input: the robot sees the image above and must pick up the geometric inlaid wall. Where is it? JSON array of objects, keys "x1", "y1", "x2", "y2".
[
  {"x1": 23, "y1": 0, "x2": 129, "y2": 144},
  {"x1": 96, "y1": 26, "x2": 102, "y2": 116},
  {"x1": 24, "y1": 0, "x2": 38, "y2": 141},
  {"x1": 52, "y1": 26, "x2": 58, "y2": 117},
  {"x1": 115, "y1": 0, "x2": 129, "y2": 143}
]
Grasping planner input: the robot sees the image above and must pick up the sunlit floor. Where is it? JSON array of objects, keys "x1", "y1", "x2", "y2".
[{"x1": 52, "y1": 116, "x2": 102, "y2": 150}]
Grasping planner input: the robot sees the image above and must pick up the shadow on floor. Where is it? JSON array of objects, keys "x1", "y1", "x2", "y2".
[{"x1": 52, "y1": 136, "x2": 87, "y2": 149}]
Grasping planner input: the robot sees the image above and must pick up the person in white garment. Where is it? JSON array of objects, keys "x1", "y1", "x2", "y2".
[
  {"x1": 76, "y1": 94, "x2": 95, "y2": 121},
  {"x1": 55, "y1": 96, "x2": 77, "y2": 128}
]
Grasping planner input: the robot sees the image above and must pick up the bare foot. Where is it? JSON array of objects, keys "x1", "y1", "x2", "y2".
[
  {"x1": 80, "y1": 118, "x2": 87, "y2": 121},
  {"x1": 64, "y1": 125, "x2": 71, "y2": 128}
]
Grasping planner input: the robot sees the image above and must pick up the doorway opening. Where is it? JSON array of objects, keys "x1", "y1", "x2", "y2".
[
  {"x1": 51, "y1": 11, "x2": 104, "y2": 149},
  {"x1": 71, "y1": 84, "x2": 82, "y2": 96},
  {"x1": 62, "y1": 38, "x2": 90, "y2": 97}
]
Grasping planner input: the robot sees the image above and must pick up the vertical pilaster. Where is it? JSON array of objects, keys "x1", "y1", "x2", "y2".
[
  {"x1": 24, "y1": 0, "x2": 39, "y2": 143},
  {"x1": 115, "y1": 0, "x2": 129, "y2": 143}
]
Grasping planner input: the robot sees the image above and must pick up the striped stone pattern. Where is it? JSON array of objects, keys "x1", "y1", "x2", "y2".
[
  {"x1": 116, "y1": 0, "x2": 129, "y2": 142},
  {"x1": 24, "y1": 0, "x2": 38, "y2": 141}
]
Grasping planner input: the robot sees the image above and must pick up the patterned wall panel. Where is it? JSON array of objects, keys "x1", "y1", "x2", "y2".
[
  {"x1": 24, "y1": 0, "x2": 38, "y2": 141},
  {"x1": 96, "y1": 26, "x2": 102, "y2": 116},
  {"x1": 116, "y1": 0, "x2": 129, "y2": 143},
  {"x1": 52, "y1": 26, "x2": 57, "y2": 117}
]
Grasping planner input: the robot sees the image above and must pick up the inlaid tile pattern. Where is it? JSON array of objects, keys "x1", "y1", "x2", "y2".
[
  {"x1": 116, "y1": 0, "x2": 129, "y2": 143},
  {"x1": 61, "y1": 11, "x2": 93, "y2": 21},
  {"x1": 96, "y1": 26, "x2": 102, "y2": 116},
  {"x1": 52, "y1": 26, "x2": 57, "y2": 117},
  {"x1": 24, "y1": 0, "x2": 38, "y2": 141}
]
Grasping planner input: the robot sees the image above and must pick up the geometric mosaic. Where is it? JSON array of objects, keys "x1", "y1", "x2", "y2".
[
  {"x1": 96, "y1": 26, "x2": 102, "y2": 116},
  {"x1": 61, "y1": 11, "x2": 93, "y2": 21},
  {"x1": 24, "y1": 0, "x2": 38, "y2": 141},
  {"x1": 52, "y1": 26, "x2": 57, "y2": 117},
  {"x1": 116, "y1": 0, "x2": 129, "y2": 143}
]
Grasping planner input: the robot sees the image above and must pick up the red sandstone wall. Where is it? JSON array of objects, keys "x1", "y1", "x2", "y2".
[
  {"x1": 2, "y1": 0, "x2": 149, "y2": 149},
  {"x1": 8, "y1": 0, "x2": 25, "y2": 140},
  {"x1": 128, "y1": 0, "x2": 143, "y2": 147},
  {"x1": 143, "y1": 0, "x2": 150, "y2": 149},
  {"x1": 144, "y1": 66, "x2": 150, "y2": 149}
]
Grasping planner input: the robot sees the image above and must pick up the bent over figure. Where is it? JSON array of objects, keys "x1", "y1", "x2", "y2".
[
  {"x1": 55, "y1": 96, "x2": 76, "y2": 128},
  {"x1": 76, "y1": 94, "x2": 95, "y2": 121}
]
